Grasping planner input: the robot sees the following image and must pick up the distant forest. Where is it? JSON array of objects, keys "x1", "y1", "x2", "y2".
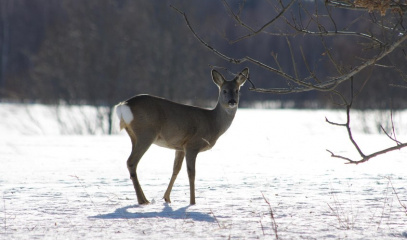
[{"x1": 0, "y1": 0, "x2": 406, "y2": 109}]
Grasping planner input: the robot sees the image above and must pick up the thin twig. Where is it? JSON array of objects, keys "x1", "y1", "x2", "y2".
[
  {"x1": 210, "y1": 209, "x2": 222, "y2": 228},
  {"x1": 380, "y1": 109, "x2": 402, "y2": 145},
  {"x1": 389, "y1": 84, "x2": 407, "y2": 89},
  {"x1": 261, "y1": 192, "x2": 279, "y2": 240},
  {"x1": 386, "y1": 176, "x2": 407, "y2": 215},
  {"x1": 389, "y1": 105, "x2": 401, "y2": 145},
  {"x1": 286, "y1": 37, "x2": 299, "y2": 80},
  {"x1": 300, "y1": 47, "x2": 320, "y2": 83},
  {"x1": 345, "y1": 105, "x2": 366, "y2": 158},
  {"x1": 3, "y1": 195, "x2": 6, "y2": 234},
  {"x1": 325, "y1": 117, "x2": 346, "y2": 127},
  {"x1": 380, "y1": 125, "x2": 402, "y2": 145},
  {"x1": 222, "y1": 0, "x2": 295, "y2": 43},
  {"x1": 71, "y1": 175, "x2": 106, "y2": 226},
  {"x1": 377, "y1": 179, "x2": 391, "y2": 230}
]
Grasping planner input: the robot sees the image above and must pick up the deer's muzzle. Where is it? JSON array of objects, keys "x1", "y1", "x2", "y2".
[{"x1": 228, "y1": 99, "x2": 237, "y2": 107}]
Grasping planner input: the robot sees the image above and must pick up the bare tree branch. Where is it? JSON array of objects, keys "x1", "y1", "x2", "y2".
[
  {"x1": 222, "y1": 0, "x2": 295, "y2": 43},
  {"x1": 328, "y1": 142, "x2": 407, "y2": 164},
  {"x1": 283, "y1": 3, "x2": 385, "y2": 45},
  {"x1": 172, "y1": 2, "x2": 407, "y2": 164},
  {"x1": 171, "y1": 5, "x2": 407, "y2": 95},
  {"x1": 326, "y1": 80, "x2": 407, "y2": 164},
  {"x1": 326, "y1": 80, "x2": 366, "y2": 158}
]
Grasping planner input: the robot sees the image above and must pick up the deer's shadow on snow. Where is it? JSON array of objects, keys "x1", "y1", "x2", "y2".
[{"x1": 90, "y1": 203, "x2": 215, "y2": 222}]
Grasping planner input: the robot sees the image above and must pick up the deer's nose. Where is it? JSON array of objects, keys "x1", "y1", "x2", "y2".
[{"x1": 228, "y1": 99, "x2": 237, "y2": 107}]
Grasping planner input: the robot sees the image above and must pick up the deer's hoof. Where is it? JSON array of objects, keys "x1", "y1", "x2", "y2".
[{"x1": 138, "y1": 200, "x2": 150, "y2": 205}]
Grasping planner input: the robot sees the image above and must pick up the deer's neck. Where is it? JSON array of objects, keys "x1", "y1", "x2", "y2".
[{"x1": 212, "y1": 101, "x2": 237, "y2": 135}]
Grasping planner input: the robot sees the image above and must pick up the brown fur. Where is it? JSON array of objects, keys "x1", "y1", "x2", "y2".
[{"x1": 116, "y1": 68, "x2": 249, "y2": 205}]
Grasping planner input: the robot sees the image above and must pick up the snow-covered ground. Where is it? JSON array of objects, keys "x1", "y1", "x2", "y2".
[{"x1": 1, "y1": 103, "x2": 407, "y2": 239}]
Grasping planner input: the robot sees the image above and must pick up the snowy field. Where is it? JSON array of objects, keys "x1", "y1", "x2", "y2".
[{"x1": 1, "y1": 103, "x2": 407, "y2": 239}]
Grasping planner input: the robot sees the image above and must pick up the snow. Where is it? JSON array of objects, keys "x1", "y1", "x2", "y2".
[{"x1": 1, "y1": 104, "x2": 407, "y2": 239}]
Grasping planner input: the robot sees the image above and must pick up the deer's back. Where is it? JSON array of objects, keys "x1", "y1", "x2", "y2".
[{"x1": 125, "y1": 95, "x2": 218, "y2": 151}]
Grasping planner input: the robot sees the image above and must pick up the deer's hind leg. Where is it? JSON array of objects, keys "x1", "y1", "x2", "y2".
[
  {"x1": 163, "y1": 150, "x2": 185, "y2": 203},
  {"x1": 126, "y1": 128, "x2": 156, "y2": 205}
]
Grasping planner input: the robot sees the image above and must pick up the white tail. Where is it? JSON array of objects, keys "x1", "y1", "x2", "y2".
[
  {"x1": 116, "y1": 68, "x2": 249, "y2": 204},
  {"x1": 115, "y1": 102, "x2": 134, "y2": 130}
]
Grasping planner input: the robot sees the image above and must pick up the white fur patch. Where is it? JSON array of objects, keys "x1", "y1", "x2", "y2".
[{"x1": 116, "y1": 102, "x2": 134, "y2": 125}]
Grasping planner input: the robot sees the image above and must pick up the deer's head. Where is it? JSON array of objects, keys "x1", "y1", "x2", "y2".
[{"x1": 212, "y1": 68, "x2": 249, "y2": 110}]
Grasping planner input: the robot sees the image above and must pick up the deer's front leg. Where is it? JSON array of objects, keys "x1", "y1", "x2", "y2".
[
  {"x1": 164, "y1": 150, "x2": 185, "y2": 203},
  {"x1": 185, "y1": 150, "x2": 198, "y2": 205}
]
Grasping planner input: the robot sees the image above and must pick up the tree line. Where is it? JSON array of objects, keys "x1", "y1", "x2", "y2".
[{"x1": 0, "y1": 0, "x2": 406, "y2": 109}]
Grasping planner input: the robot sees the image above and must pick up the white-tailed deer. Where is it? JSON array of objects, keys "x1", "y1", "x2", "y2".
[{"x1": 115, "y1": 68, "x2": 249, "y2": 205}]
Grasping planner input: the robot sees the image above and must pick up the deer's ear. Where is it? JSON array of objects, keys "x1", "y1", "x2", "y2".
[
  {"x1": 236, "y1": 68, "x2": 249, "y2": 86},
  {"x1": 212, "y1": 70, "x2": 225, "y2": 87}
]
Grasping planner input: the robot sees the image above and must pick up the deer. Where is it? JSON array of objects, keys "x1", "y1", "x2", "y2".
[{"x1": 115, "y1": 68, "x2": 249, "y2": 205}]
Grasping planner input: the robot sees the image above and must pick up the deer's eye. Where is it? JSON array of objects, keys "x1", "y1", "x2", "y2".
[
  {"x1": 223, "y1": 90, "x2": 227, "y2": 94},
  {"x1": 235, "y1": 90, "x2": 239, "y2": 94}
]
